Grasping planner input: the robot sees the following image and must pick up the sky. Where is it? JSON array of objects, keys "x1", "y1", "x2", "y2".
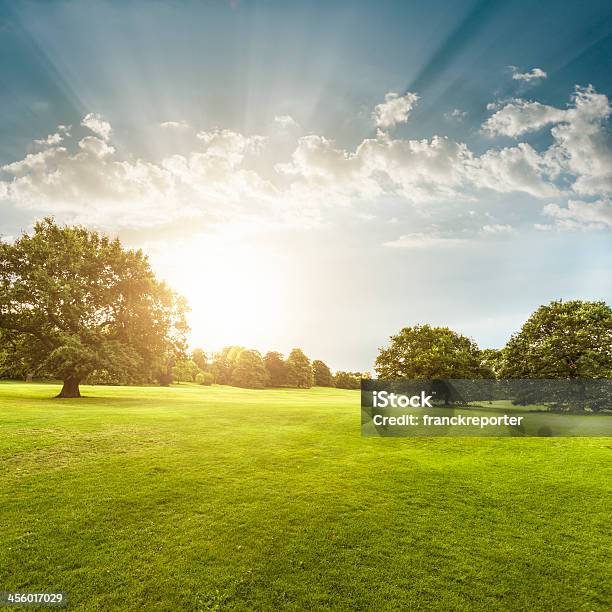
[{"x1": 0, "y1": 0, "x2": 611, "y2": 371}]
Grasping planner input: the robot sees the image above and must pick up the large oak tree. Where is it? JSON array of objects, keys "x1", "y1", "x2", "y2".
[
  {"x1": 498, "y1": 300, "x2": 612, "y2": 379},
  {"x1": 0, "y1": 219, "x2": 189, "y2": 397},
  {"x1": 375, "y1": 324, "x2": 491, "y2": 379}
]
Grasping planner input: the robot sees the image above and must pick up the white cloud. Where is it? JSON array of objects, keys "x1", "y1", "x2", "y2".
[
  {"x1": 34, "y1": 132, "x2": 65, "y2": 146},
  {"x1": 2, "y1": 147, "x2": 66, "y2": 175},
  {"x1": 196, "y1": 128, "x2": 266, "y2": 167},
  {"x1": 511, "y1": 67, "x2": 547, "y2": 82},
  {"x1": 160, "y1": 120, "x2": 190, "y2": 129},
  {"x1": 468, "y1": 142, "x2": 560, "y2": 198},
  {"x1": 481, "y1": 224, "x2": 513, "y2": 234},
  {"x1": 482, "y1": 86, "x2": 612, "y2": 197},
  {"x1": 78, "y1": 136, "x2": 116, "y2": 158},
  {"x1": 541, "y1": 198, "x2": 612, "y2": 230},
  {"x1": 274, "y1": 115, "x2": 299, "y2": 129},
  {"x1": 445, "y1": 108, "x2": 467, "y2": 121},
  {"x1": 384, "y1": 233, "x2": 469, "y2": 249},
  {"x1": 81, "y1": 113, "x2": 112, "y2": 140},
  {"x1": 1, "y1": 86, "x2": 610, "y2": 234},
  {"x1": 373, "y1": 92, "x2": 419, "y2": 129},
  {"x1": 277, "y1": 133, "x2": 472, "y2": 203},
  {"x1": 547, "y1": 87, "x2": 612, "y2": 196},
  {"x1": 483, "y1": 100, "x2": 567, "y2": 137},
  {"x1": 0, "y1": 122, "x2": 276, "y2": 229}
]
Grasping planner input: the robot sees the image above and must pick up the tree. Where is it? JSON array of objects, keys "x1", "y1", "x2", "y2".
[
  {"x1": 312, "y1": 359, "x2": 334, "y2": 387},
  {"x1": 191, "y1": 348, "x2": 208, "y2": 371},
  {"x1": 286, "y1": 348, "x2": 313, "y2": 388},
  {"x1": 499, "y1": 300, "x2": 612, "y2": 379},
  {"x1": 172, "y1": 359, "x2": 200, "y2": 383},
  {"x1": 375, "y1": 324, "x2": 488, "y2": 380},
  {"x1": 0, "y1": 219, "x2": 188, "y2": 397},
  {"x1": 230, "y1": 349, "x2": 269, "y2": 389},
  {"x1": 480, "y1": 349, "x2": 501, "y2": 379},
  {"x1": 333, "y1": 371, "x2": 361, "y2": 389},
  {"x1": 195, "y1": 371, "x2": 214, "y2": 385},
  {"x1": 264, "y1": 351, "x2": 288, "y2": 386},
  {"x1": 211, "y1": 346, "x2": 245, "y2": 384}
]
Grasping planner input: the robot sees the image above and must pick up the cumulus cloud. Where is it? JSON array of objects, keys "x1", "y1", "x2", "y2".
[
  {"x1": 81, "y1": 113, "x2": 112, "y2": 140},
  {"x1": 277, "y1": 133, "x2": 472, "y2": 203},
  {"x1": 1, "y1": 86, "x2": 611, "y2": 234},
  {"x1": 468, "y1": 142, "x2": 560, "y2": 198},
  {"x1": 373, "y1": 92, "x2": 419, "y2": 129},
  {"x1": 274, "y1": 115, "x2": 299, "y2": 129},
  {"x1": 160, "y1": 120, "x2": 190, "y2": 129},
  {"x1": 547, "y1": 87, "x2": 612, "y2": 196},
  {"x1": 384, "y1": 233, "x2": 469, "y2": 249},
  {"x1": 541, "y1": 198, "x2": 612, "y2": 230},
  {"x1": 482, "y1": 86, "x2": 612, "y2": 197},
  {"x1": 483, "y1": 100, "x2": 567, "y2": 137},
  {"x1": 0, "y1": 120, "x2": 277, "y2": 229},
  {"x1": 196, "y1": 128, "x2": 266, "y2": 167},
  {"x1": 511, "y1": 67, "x2": 547, "y2": 82},
  {"x1": 34, "y1": 132, "x2": 65, "y2": 146},
  {"x1": 78, "y1": 136, "x2": 116, "y2": 158}
]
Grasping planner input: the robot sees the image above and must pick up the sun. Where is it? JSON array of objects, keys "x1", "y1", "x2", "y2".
[{"x1": 160, "y1": 237, "x2": 289, "y2": 354}]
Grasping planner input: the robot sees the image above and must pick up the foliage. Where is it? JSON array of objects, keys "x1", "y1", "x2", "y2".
[
  {"x1": 172, "y1": 359, "x2": 201, "y2": 383},
  {"x1": 195, "y1": 371, "x2": 214, "y2": 386},
  {"x1": 375, "y1": 325, "x2": 488, "y2": 380},
  {"x1": 286, "y1": 348, "x2": 313, "y2": 388},
  {"x1": 499, "y1": 300, "x2": 612, "y2": 379},
  {"x1": 498, "y1": 300, "x2": 612, "y2": 412},
  {"x1": 230, "y1": 349, "x2": 269, "y2": 389},
  {"x1": 312, "y1": 359, "x2": 334, "y2": 387},
  {"x1": 211, "y1": 346, "x2": 245, "y2": 384},
  {"x1": 264, "y1": 351, "x2": 288, "y2": 387},
  {"x1": 333, "y1": 371, "x2": 362, "y2": 389},
  {"x1": 191, "y1": 348, "x2": 208, "y2": 371},
  {"x1": 0, "y1": 219, "x2": 189, "y2": 397},
  {"x1": 480, "y1": 349, "x2": 501, "y2": 379}
]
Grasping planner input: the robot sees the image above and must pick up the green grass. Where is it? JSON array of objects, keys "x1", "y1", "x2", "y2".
[{"x1": 1, "y1": 382, "x2": 610, "y2": 611}]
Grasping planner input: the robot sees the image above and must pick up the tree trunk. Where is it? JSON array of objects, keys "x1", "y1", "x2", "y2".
[{"x1": 56, "y1": 377, "x2": 81, "y2": 398}]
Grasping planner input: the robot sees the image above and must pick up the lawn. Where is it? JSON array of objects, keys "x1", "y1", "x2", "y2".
[{"x1": 0, "y1": 381, "x2": 610, "y2": 611}]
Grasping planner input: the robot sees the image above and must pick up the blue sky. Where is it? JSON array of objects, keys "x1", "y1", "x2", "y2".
[{"x1": 1, "y1": 0, "x2": 611, "y2": 370}]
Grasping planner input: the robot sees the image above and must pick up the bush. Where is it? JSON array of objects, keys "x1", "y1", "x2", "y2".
[{"x1": 195, "y1": 371, "x2": 214, "y2": 386}]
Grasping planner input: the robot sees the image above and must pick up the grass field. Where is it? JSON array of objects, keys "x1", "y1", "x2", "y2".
[{"x1": 1, "y1": 382, "x2": 610, "y2": 611}]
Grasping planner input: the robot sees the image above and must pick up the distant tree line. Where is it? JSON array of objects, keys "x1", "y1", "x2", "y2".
[
  {"x1": 0, "y1": 221, "x2": 609, "y2": 402},
  {"x1": 374, "y1": 300, "x2": 612, "y2": 382},
  {"x1": 168, "y1": 345, "x2": 370, "y2": 390},
  {"x1": 374, "y1": 300, "x2": 612, "y2": 413}
]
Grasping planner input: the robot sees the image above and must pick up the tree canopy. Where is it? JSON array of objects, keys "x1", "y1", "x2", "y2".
[
  {"x1": 312, "y1": 359, "x2": 334, "y2": 387},
  {"x1": 499, "y1": 300, "x2": 612, "y2": 379},
  {"x1": 191, "y1": 348, "x2": 208, "y2": 371},
  {"x1": 264, "y1": 351, "x2": 288, "y2": 387},
  {"x1": 230, "y1": 349, "x2": 269, "y2": 388},
  {"x1": 333, "y1": 371, "x2": 361, "y2": 389},
  {"x1": 375, "y1": 324, "x2": 490, "y2": 380},
  {"x1": 0, "y1": 219, "x2": 188, "y2": 397},
  {"x1": 286, "y1": 348, "x2": 313, "y2": 388}
]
